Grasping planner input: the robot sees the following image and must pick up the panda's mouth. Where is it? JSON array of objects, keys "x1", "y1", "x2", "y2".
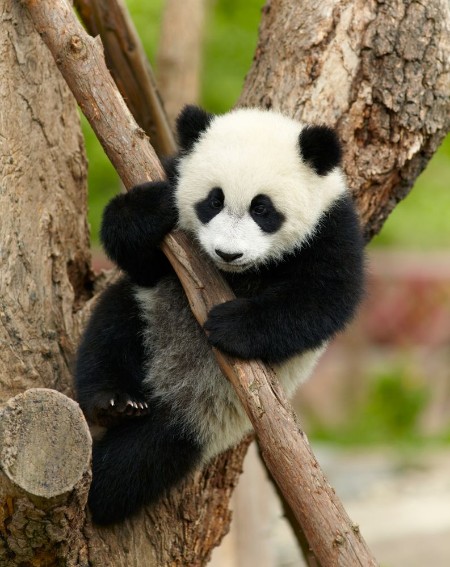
[{"x1": 214, "y1": 260, "x2": 252, "y2": 273}]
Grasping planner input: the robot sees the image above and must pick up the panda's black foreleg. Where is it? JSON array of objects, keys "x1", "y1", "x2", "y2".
[
  {"x1": 100, "y1": 181, "x2": 177, "y2": 286},
  {"x1": 88, "y1": 411, "x2": 202, "y2": 525}
]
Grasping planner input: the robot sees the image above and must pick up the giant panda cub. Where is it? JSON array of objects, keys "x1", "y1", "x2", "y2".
[{"x1": 76, "y1": 105, "x2": 365, "y2": 525}]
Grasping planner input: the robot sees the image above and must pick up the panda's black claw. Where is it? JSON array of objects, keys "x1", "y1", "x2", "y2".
[{"x1": 80, "y1": 391, "x2": 151, "y2": 426}]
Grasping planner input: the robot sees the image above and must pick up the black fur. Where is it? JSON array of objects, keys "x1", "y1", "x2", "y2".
[
  {"x1": 298, "y1": 125, "x2": 342, "y2": 176},
  {"x1": 176, "y1": 105, "x2": 213, "y2": 152},
  {"x1": 249, "y1": 194, "x2": 285, "y2": 234},
  {"x1": 76, "y1": 278, "x2": 148, "y2": 425},
  {"x1": 100, "y1": 181, "x2": 176, "y2": 286},
  {"x1": 89, "y1": 404, "x2": 201, "y2": 525},
  {"x1": 195, "y1": 187, "x2": 225, "y2": 224},
  {"x1": 205, "y1": 195, "x2": 365, "y2": 362}
]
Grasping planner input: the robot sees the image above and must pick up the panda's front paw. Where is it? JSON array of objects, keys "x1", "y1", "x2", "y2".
[{"x1": 204, "y1": 299, "x2": 261, "y2": 360}]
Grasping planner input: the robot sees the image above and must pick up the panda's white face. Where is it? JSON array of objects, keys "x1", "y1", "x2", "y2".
[
  {"x1": 175, "y1": 108, "x2": 347, "y2": 272},
  {"x1": 196, "y1": 200, "x2": 277, "y2": 272}
]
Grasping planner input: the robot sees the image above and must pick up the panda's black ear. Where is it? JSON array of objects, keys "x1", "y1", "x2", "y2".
[
  {"x1": 298, "y1": 125, "x2": 342, "y2": 176},
  {"x1": 176, "y1": 105, "x2": 214, "y2": 152}
]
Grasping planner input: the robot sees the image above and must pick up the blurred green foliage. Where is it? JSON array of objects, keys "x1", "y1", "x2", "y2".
[
  {"x1": 83, "y1": 0, "x2": 450, "y2": 250},
  {"x1": 310, "y1": 369, "x2": 430, "y2": 446}
]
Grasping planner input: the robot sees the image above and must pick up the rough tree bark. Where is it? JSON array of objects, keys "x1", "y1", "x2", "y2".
[
  {"x1": 0, "y1": 0, "x2": 91, "y2": 404},
  {"x1": 1, "y1": 0, "x2": 449, "y2": 565},
  {"x1": 0, "y1": 1, "x2": 92, "y2": 563}
]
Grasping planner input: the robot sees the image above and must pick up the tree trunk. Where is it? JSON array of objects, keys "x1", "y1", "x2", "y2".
[
  {"x1": 156, "y1": 0, "x2": 206, "y2": 126},
  {"x1": 0, "y1": 1, "x2": 91, "y2": 563},
  {"x1": 0, "y1": 389, "x2": 92, "y2": 565},
  {"x1": 0, "y1": 0, "x2": 91, "y2": 404}
]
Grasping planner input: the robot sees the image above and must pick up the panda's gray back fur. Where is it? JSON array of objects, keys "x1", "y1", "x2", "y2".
[{"x1": 134, "y1": 276, "x2": 324, "y2": 461}]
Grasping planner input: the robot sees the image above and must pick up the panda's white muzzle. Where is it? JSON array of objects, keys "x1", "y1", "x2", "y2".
[{"x1": 198, "y1": 209, "x2": 272, "y2": 271}]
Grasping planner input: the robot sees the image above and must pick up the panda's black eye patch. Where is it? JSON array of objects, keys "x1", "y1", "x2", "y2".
[
  {"x1": 195, "y1": 187, "x2": 224, "y2": 224},
  {"x1": 251, "y1": 203, "x2": 267, "y2": 216},
  {"x1": 250, "y1": 194, "x2": 285, "y2": 233}
]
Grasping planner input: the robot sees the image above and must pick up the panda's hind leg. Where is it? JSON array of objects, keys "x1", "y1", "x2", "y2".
[
  {"x1": 89, "y1": 408, "x2": 203, "y2": 524},
  {"x1": 75, "y1": 277, "x2": 150, "y2": 427}
]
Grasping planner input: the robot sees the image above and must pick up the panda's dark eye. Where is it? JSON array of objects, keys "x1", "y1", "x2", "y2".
[
  {"x1": 252, "y1": 204, "x2": 267, "y2": 216},
  {"x1": 195, "y1": 187, "x2": 224, "y2": 224},
  {"x1": 210, "y1": 197, "x2": 224, "y2": 210},
  {"x1": 250, "y1": 194, "x2": 285, "y2": 234},
  {"x1": 208, "y1": 187, "x2": 224, "y2": 210}
]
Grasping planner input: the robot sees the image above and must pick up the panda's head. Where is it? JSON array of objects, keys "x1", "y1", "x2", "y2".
[{"x1": 174, "y1": 105, "x2": 347, "y2": 273}]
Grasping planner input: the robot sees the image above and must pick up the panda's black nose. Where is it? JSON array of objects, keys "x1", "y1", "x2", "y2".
[{"x1": 215, "y1": 249, "x2": 243, "y2": 262}]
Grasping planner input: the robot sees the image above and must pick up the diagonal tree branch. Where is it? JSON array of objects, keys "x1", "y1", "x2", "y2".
[
  {"x1": 74, "y1": 0, "x2": 176, "y2": 157},
  {"x1": 20, "y1": 0, "x2": 378, "y2": 565}
]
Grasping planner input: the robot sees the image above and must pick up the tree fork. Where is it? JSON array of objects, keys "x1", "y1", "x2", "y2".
[
  {"x1": 20, "y1": 0, "x2": 379, "y2": 565},
  {"x1": 73, "y1": 2, "x2": 318, "y2": 562}
]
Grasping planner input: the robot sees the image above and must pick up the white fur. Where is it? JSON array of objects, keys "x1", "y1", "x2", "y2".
[
  {"x1": 198, "y1": 210, "x2": 272, "y2": 272},
  {"x1": 176, "y1": 108, "x2": 347, "y2": 268},
  {"x1": 134, "y1": 278, "x2": 324, "y2": 461}
]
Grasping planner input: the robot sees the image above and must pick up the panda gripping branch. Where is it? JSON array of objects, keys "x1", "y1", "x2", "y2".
[{"x1": 75, "y1": 105, "x2": 365, "y2": 525}]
